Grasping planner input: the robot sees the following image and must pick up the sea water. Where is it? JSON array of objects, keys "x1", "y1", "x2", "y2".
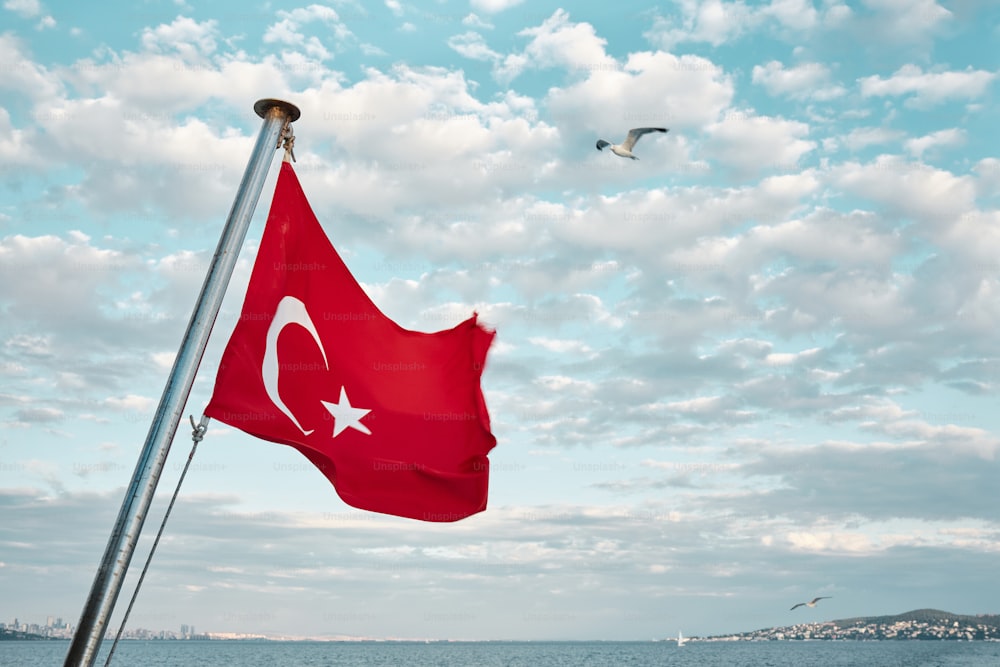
[{"x1": 4, "y1": 639, "x2": 1000, "y2": 666}]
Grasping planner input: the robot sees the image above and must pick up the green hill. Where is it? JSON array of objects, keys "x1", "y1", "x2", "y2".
[
  {"x1": 705, "y1": 609, "x2": 1000, "y2": 641},
  {"x1": 832, "y1": 609, "x2": 1000, "y2": 630}
]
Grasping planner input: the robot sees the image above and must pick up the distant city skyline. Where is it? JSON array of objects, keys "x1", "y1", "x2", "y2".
[{"x1": 2, "y1": 614, "x2": 200, "y2": 641}]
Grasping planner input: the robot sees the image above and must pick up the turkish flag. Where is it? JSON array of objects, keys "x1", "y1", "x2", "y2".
[{"x1": 204, "y1": 162, "x2": 496, "y2": 521}]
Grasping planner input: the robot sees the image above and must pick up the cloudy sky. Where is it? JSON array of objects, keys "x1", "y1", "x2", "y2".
[{"x1": 2, "y1": 0, "x2": 1000, "y2": 643}]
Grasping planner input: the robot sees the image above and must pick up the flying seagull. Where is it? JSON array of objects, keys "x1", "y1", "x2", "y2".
[
  {"x1": 790, "y1": 597, "x2": 831, "y2": 611},
  {"x1": 596, "y1": 127, "x2": 668, "y2": 160}
]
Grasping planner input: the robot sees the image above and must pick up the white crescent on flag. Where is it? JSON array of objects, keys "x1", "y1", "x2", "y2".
[{"x1": 262, "y1": 295, "x2": 328, "y2": 435}]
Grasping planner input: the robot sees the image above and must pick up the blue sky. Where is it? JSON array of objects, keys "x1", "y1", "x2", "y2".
[{"x1": 2, "y1": 0, "x2": 1000, "y2": 643}]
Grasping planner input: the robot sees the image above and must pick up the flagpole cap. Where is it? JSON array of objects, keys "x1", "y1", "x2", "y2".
[{"x1": 254, "y1": 98, "x2": 301, "y2": 123}]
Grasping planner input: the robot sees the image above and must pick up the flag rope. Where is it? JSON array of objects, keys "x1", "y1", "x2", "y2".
[
  {"x1": 102, "y1": 415, "x2": 211, "y2": 667},
  {"x1": 281, "y1": 123, "x2": 296, "y2": 163}
]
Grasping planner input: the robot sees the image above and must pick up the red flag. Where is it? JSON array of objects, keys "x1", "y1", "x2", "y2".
[{"x1": 205, "y1": 162, "x2": 496, "y2": 521}]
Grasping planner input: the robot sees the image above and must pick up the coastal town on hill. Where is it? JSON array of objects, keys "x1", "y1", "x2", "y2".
[
  {"x1": 699, "y1": 610, "x2": 1000, "y2": 642},
  {"x1": 4, "y1": 609, "x2": 1000, "y2": 643}
]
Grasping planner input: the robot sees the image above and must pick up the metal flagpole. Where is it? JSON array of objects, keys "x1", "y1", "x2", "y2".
[{"x1": 64, "y1": 98, "x2": 301, "y2": 667}]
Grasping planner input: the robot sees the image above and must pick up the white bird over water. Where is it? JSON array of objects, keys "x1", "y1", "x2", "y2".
[
  {"x1": 790, "y1": 597, "x2": 831, "y2": 611},
  {"x1": 596, "y1": 127, "x2": 668, "y2": 160}
]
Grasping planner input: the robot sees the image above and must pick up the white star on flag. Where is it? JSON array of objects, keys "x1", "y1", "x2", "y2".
[{"x1": 320, "y1": 386, "x2": 372, "y2": 438}]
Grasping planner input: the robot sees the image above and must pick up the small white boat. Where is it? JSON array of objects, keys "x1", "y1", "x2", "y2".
[{"x1": 677, "y1": 630, "x2": 687, "y2": 647}]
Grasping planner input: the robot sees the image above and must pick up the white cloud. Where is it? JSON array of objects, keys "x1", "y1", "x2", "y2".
[
  {"x1": 31, "y1": 95, "x2": 262, "y2": 216},
  {"x1": 546, "y1": 49, "x2": 733, "y2": 136},
  {"x1": 927, "y1": 209, "x2": 1000, "y2": 285},
  {"x1": 5, "y1": 334, "x2": 52, "y2": 356},
  {"x1": 264, "y1": 18, "x2": 305, "y2": 44},
  {"x1": 859, "y1": 0, "x2": 952, "y2": 42},
  {"x1": 643, "y1": 0, "x2": 951, "y2": 53},
  {"x1": 0, "y1": 234, "x2": 138, "y2": 308},
  {"x1": 785, "y1": 530, "x2": 879, "y2": 553},
  {"x1": 645, "y1": 0, "x2": 759, "y2": 49},
  {"x1": 462, "y1": 13, "x2": 493, "y2": 29},
  {"x1": 704, "y1": 112, "x2": 816, "y2": 176},
  {"x1": 859, "y1": 64, "x2": 996, "y2": 108},
  {"x1": 448, "y1": 31, "x2": 502, "y2": 62},
  {"x1": 263, "y1": 5, "x2": 352, "y2": 61},
  {"x1": 385, "y1": 0, "x2": 403, "y2": 17},
  {"x1": 103, "y1": 394, "x2": 156, "y2": 413},
  {"x1": 359, "y1": 43, "x2": 388, "y2": 57},
  {"x1": 0, "y1": 107, "x2": 38, "y2": 165},
  {"x1": 274, "y1": 4, "x2": 341, "y2": 24},
  {"x1": 140, "y1": 16, "x2": 219, "y2": 61},
  {"x1": 973, "y1": 158, "x2": 1000, "y2": 199},
  {"x1": 727, "y1": 208, "x2": 903, "y2": 301},
  {"x1": 781, "y1": 275, "x2": 912, "y2": 334},
  {"x1": 499, "y1": 9, "x2": 612, "y2": 82},
  {"x1": 823, "y1": 2, "x2": 853, "y2": 27},
  {"x1": 528, "y1": 337, "x2": 595, "y2": 356},
  {"x1": 0, "y1": 33, "x2": 62, "y2": 101},
  {"x1": 151, "y1": 352, "x2": 176, "y2": 372},
  {"x1": 3, "y1": 0, "x2": 41, "y2": 17},
  {"x1": 752, "y1": 61, "x2": 845, "y2": 100},
  {"x1": 645, "y1": 0, "x2": 840, "y2": 49},
  {"x1": 761, "y1": 0, "x2": 819, "y2": 30},
  {"x1": 842, "y1": 126, "x2": 905, "y2": 152},
  {"x1": 666, "y1": 395, "x2": 727, "y2": 414},
  {"x1": 763, "y1": 350, "x2": 806, "y2": 366},
  {"x1": 832, "y1": 158, "x2": 977, "y2": 223},
  {"x1": 470, "y1": 0, "x2": 524, "y2": 13},
  {"x1": 904, "y1": 128, "x2": 965, "y2": 158}
]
